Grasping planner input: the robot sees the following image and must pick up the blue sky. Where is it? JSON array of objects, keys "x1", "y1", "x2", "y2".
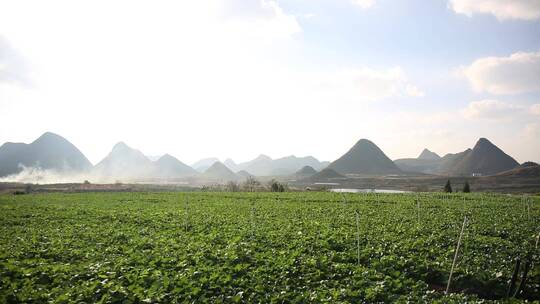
[
  {"x1": 287, "y1": 0, "x2": 540, "y2": 108},
  {"x1": 0, "y1": 0, "x2": 539, "y2": 164}
]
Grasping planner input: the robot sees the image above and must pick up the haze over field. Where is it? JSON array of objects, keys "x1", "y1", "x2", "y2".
[
  {"x1": 2, "y1": 132, "x2": 539, "y2": 193},
  {"x1": 1, "y1": 0, "x2": 539, "y2": 169}
]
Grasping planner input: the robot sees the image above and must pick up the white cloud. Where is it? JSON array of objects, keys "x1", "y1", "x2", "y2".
[
  {"x1": 531, "y1": 103, "x2": 540, "y2": 115},
  {"x1": 351, "y1": 0, "x2": 376, "y2": 9},
  {"x1": 0, "y1": 36, "x2": 30, "y2": 86},
  {"x1": 462, "y1": 99, "x2": 524, "y2": 120},
  {"x1": 406, "y1": 85, "x2": 425, "y2": 97},
  {"x1": 449, "y1": 0, "x2": 540, "y2": 21},
  {"x1": 316, "y1": 67, "x2": 424, "y2": 102},
  {"x1": 221, "y1": 0, "x2": 302, "y2": 41},
  {"x1": 521, "y1": 122, "x2": 540, "y2": 161},
  {"x1": 523, "y1": 122, "x2": 540, "y2": 138},
  {"x1": 460, "y1": 52, "x2": 540, "y2": 95},
  {"x1": 302, "y1": 13, "x2": 316, "y2": 19}
]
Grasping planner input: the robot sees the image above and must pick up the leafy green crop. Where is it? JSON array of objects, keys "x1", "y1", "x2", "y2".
[{"x1": 0, "y1": 192, "x2": 538, "y2": 303}]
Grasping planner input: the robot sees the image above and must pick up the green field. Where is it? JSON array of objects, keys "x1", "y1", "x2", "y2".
[{"x1": 0, "y1": 192, "x2": 539, "y2": 303}]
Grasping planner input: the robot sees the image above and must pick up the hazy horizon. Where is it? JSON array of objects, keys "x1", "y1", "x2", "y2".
[
  {"x1": 0, "y1": 131, "x2": 533, "y2": 167},
  {"x1": 1, "y1": 0, "x2": 539, "y2": 165}
]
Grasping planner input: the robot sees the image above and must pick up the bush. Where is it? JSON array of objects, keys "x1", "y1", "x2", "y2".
[
  {"x1": 463, "y1": 181, "x2": 471, "y2": 193},
  {"x1": 444, "y1": 180, "x2": 452, "y2": 193},
  {"x1": 269, "y1": 179, "x2": 286, "y2": 192}
]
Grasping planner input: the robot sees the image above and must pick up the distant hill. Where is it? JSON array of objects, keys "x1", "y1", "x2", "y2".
[
  {"x1": 494, "y1": 162, "x2": 540, "y2": 178},
  {"x1": 94, "y1": 143, "x2": 198, "y2": 180},
  {"x1": 224, "y1": 158, "x2": 238, "y2": 172},
  {"x1": 93, "y1": 142, "x2": 154, "y2": 179},
  {"x1": 434, "y1": 149, "x2": 472, "y2": 175},
  {"x1": 520, "y1": 161, "x2": 539, "y2": 168},
  {"x1": 308, "y1": 168, "x2": 346, "y2": 181},
  {"x1": 233, "y1": 154, "x2": 328, "y2": 176},
  {"x1": 293, "y1": 165, "x2": 318, "y2": 180},
  {"x1": 153, "y1": 154, "x2": 197, "y2": 178},
  {"x1": 394, "y1": 147, "x2": 442, "y2": 174},
  {"x1": 395, "y1": 147, "x2": 466, "y2": 174},
  {"x1": 296, "y1": 165, "x2": 317, "y2": 176},
  {"x1": 202, "y1": 162, "x2": 239, "y2": 181},
  {"x1": 236, "y1": 170, "x2": 254, "y2": 180},
  {"x1": 394, "y1": 138, "x2": 520, "y2": 176},
  {"x1": 418, "y1": 148, "x2": 440, "y2": 160},
  {"x1": 447, "y1": 138, "x2": 519, "y2": 176},
  {"x1": 393, "y1": 158, "x2": 440, "y2": 174},
  {"x1": 271, "y1": 155, "x2": 326, "y2": 175},
  {"x1": 235, "y1": 154, "x2": 273, "y2": 176},
  {"x1": 395, "y1": 148, "x2": 489, "y2": 176},
  {"x1": 192, "y1": 158, "x2": 220, "y2": 172},
  {"x1": 146, "y1": 155, "x2": 163, "y2": 161},
  {"x1": 0, "y1": 132, "x2": 92, "y2": 177},
  {"x1": 328, "y1": 139, "x2": 402, "y2": 175}
]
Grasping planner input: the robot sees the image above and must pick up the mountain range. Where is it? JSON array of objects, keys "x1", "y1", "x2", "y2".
[
  {"x1": 0, "y1": 132, "x2": 92, "y2": 177},
  {"x1": 394, "y1": 138, "x2": 519, "y2": 176},
  {"x1": 223, "y1": 154, "x2": 329, "y2": 176},
  {"x1": 93, "y1": 142, "x2": 197, "y2": 180},
  {"x1": 0, "y1": 132, "x2": 531, "y2": 181}
]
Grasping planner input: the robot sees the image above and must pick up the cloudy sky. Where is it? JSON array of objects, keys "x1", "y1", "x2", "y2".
[{"x1": 0, "y1": 0, "x2": 539, "y2": 165}]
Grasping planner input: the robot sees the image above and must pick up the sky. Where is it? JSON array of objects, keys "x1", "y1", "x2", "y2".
[{"x1": 0, "y1": 0, "x2": 539, "y2": 165}]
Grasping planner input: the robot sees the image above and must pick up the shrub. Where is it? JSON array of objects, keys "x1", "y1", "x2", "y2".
[
  {"x1": 463, "y1": 181, "x2": 471, "y2": 193},
  {"x1": 269, "y1": 179, "x2": 286, "y2": 192},
  {"x1": 24, "y1": 184, "x2": 33, "y2": 194},
  {"x1": 444, "y1": 180, "x2": 452, "y2": 193}
]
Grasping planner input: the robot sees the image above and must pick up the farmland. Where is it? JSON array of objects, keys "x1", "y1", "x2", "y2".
[{"x1": 0, "y1": 192, "x2": 539, "y2": 303}]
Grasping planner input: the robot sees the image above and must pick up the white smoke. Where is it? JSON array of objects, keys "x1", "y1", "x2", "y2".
[
  {"x1": 0, "y1": 166, "x2": 92, "y2": 184},
  {"x1": 0, "y1": 165, "x2": 131, "y2": 184},
  {"x1": 0, "y1": 165, "x2": 196, "y2": 185}
]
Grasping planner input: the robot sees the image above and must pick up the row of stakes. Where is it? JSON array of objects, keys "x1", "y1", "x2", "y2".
[{"x1": 179, "y1": 193, "x2": 538, "y2": 298}]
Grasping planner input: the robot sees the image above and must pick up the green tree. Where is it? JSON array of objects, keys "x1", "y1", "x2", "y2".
[
  {"x1": 463, "y1": 181, "x2": 470, "y2": 193},
  {"x1": 444, "y1": 180, "x2": 452, "y2": 193},
  {"x1": 269, "y1": 179, "x2": 286, "y2": 192}
]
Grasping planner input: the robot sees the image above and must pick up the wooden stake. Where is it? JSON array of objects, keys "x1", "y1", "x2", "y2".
[
  {"x1": 446, "y1": 216, "x2": 467, "y2": 294},
  {"x1": 507, "y1": 258, "x2": 521, "y2": 298},
  {"x1": 250, "y1": 200, "x2": 256, "y2": 238},
  {"x1": 184, "y1": 195, "x2": 189, "y2": 232},
  {"x1": 514, "y1": 259, "x2": 531, "y2": 298},
  {"x1": 416, "y1": 199, "x2": 420, "y2": 225},
  {"x1": 527, "y1": 198, "x2": 530, "y2": 222},
  {"x1": 355, "y1": 210, "x2": 360, "y2": 265}
]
